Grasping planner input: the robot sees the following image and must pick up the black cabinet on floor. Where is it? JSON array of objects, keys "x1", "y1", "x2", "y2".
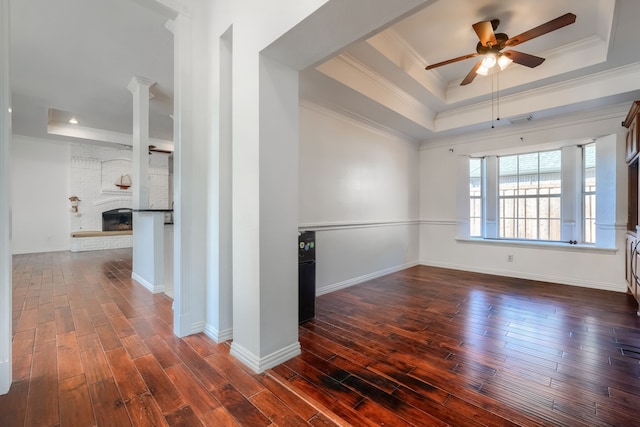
[{"x1": 298, "y1": 231, "x2": 316, "y2": 323}]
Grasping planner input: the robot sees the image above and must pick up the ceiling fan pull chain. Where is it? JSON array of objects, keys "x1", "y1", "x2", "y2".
[
  {"x1": 491, "y1": 74, "x2": 495, "y2": 128},
  {"x1": 497, "y1": 71, "x2": 500, "y2": 122}
]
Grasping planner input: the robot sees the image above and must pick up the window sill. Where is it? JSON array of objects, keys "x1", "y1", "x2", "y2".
[{"x1": 455, "y1": 237, "x2": 617, "y2": 254}]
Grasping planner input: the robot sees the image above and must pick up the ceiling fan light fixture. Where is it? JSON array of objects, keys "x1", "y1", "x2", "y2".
[
  {"x1": 498, "y1": 55, "x2": 512, "y2": 70},
  {"x1": 481, "y1": 55, "x2": 497, "y2": 68},
  {"x1": 476, "y1": 65, "x2": 490, "y2": 76}
]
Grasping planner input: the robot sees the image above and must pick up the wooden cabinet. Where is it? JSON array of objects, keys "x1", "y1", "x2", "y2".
[
  {"x1": 626, "y1": 234, "x2": 638, "y2": 308},
  {"x1": 624, "y1": 101, "x2": 640, "y2": 314},
  {"x1": 625, "y1": 101, "x2": 640, "y2": 163}
]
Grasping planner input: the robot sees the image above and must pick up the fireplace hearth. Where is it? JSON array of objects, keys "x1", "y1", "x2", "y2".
[{"x1": 102, "y1": 208, "x2": 133, "y2": 232}]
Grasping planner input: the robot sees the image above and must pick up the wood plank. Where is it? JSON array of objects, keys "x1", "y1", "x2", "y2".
[
  {"x1": 133, "y1": 354, "x2": 185, "y2": 414},
  {"x1": 72, "y1": 308, "x2": 95, "y2": 336},
  {"x1": 165, "y1": 337, "x2": 227, "y2": 391},
  {"x1": 95, "y1": 322, "x2": 123, "y2": 351},
  {"x1": 12, "y1": 353, "x2": 33, "y2": 382},
  {"x1": 110, "y1": 315, "x2": 136, "y2": 338},
  {"x1": 144, "y1": 335, "x2": 182, "y2": 368},
  {"x1": 210, "y1": 383, "x2": 271, "y2": 427},
  {"x1": 122, "y1": 333, "x2": 151, "y2": 359},
  {"x1": 165, "y1": 363, "x2": 222, "y2": 417},
  {"x1": 182, "y1": 333, "x2": 221, "y2": 357},
  {"x1": 16, "y1": 308, "x2": 38, "y2": 332},
  {"x1": 59, "y1": 374, "x2": 95, "y2": 427},
  {"x1": 105, "y1": 347, "x2": 149, "y2": 400},
  {"x1": 125, "y1": 392, "x2": 167, "y2": 427},
  {"x1": 204, "y1": 351, "x2": 264, "y2": 397},
  {"x1": 0, "y1": 380, "x2": 29, "y2": 427},
  {"x1": 249, "y1": 389, "x2": 311, "y2": 427},
  {"x1": 199, "y1": 407, "x2": 240, "y2": 426},
  {"x1": 259, "y1": 373, "x2": 322, "y2": 421},
  {"x1": 36, "y1": 302, "x2": 55, "y2": 324},
  {"x1": 25, "y1": 341, "x2": 59, "y2": 427},
  {"x1": 55, "y1": 306, "x2": 75, "y2": 334},
  {"x1": 342, "y1": 374, "x2": 448, "y2": 426},
  {"x1": 129, "y1": 316, "x2": 157, "y2": 339},
  {"x1": 57, "y1": 331, "x2": 85, "y2": 380},
  {"x1": 164, "y1": 405, "x2": 204, "y2": 427},
  {"x1": 89, "y1": 378, "x2": 133, "y2": 427}
]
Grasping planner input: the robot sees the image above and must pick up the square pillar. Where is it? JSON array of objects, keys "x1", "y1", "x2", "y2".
[{"x1": 230, "y1": 51, "x2": 300, "y2": 373}]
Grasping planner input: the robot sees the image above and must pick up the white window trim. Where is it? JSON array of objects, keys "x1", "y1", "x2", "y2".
[{"x1": 458, "y1": 134, "x2": 618, "y2": 250}]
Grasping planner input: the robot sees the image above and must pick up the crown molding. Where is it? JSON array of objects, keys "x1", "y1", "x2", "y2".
[
  {"x1": 316, "y1": 53, "x2": 435, "y2": 130},
  {"x1": 434, "y1": 63, "x2": 640, "y2": 133},
  {"x1": 421, "y1": 101, "x2": 629, "y2": 150},
  {"x1": 366, "y1": 28, "x2": 445, "y2": 101}
]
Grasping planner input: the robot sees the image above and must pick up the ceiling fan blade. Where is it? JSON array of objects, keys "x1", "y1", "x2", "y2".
[
  {"x1": 505, "y1": 12, "x2": 576, "y2": 48},
  {"x1": 472, "y1": 20, "x2": 497, "y2": 46},
  {"x1": 148, "y1": 145, "x2": 173, "y2": 154},
  {"x1": 460, "y1": 60, "x2": 483, "y2": 85},
  {"x1": 425, "y1": 52, "x2": 478, "y2": 70},
  {"x1": 503, "y1": 50, "x2": 545, "y2": 68}
]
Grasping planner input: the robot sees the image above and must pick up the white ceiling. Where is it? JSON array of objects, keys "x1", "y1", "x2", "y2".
[
  {"x1": 301, "y1": 0, "x2": 640, "y2": 142},
  {"x1": 10, "y1": 0, "x2": 174, "y2": 144},
  {"x1": 10, "y1": 0, "x2": 640, "y2": 146}
]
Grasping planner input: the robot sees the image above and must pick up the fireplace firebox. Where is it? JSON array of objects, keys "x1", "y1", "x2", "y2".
[{"x1": 102, "y1": 208, "x2": 133, "y2": 232}]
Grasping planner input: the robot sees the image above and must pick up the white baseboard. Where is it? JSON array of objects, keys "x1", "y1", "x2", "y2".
[
  {"x1": 204, "y1": 323, "x2": 233, "y2": 343},
  {"x1": 419, "y1": 260, "x2": 625, "y2": 293},
  {"x1": 230, "y1": 341, "x2": 301, "y2": 374},
  {"x1": 0, "y1": 358, "x2": 10, "y2": 395},
  {"x1": 189, "y1": 320, "x2": 205, "y2": 335},
  {"x1": 316, "y1": 261, "x2": 418, "y2": 296},
  {"x1": 131, "y1": 272, "x2": 165, "y2": 294}
]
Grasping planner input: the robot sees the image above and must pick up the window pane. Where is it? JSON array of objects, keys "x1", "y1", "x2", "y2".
[
  {"x1": 540, "y1": 150, "x2": 561, "y2": 172},
  {"x1": 499, "y1": 155, "x2": 517, "y2": 176},
  {"x1": 497, "y1": 150, "x2": 562, "y2": 242},
  {"x1": 583, "y1": 143, "x2": 596, "y2": 243},
  {"x1": 549, "y1": 219, "x2": 561, "y2": 240},
  {"x1": 518, "y1": 153, "x2": 539, "y2": 175},
  {"x1": 550, "y1": 197, "x2": 561, "y2": 219},
  {"x1": 539, "y1": 219, "x2": 549, "y2": 240}
]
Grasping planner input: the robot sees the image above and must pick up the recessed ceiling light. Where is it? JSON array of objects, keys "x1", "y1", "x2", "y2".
[
  {"x1": 7, "y1": 108, "x2": 11, "y2": 113},
  {"x1": 69, "y1": 117, "x2": 78, "y2": 124}
]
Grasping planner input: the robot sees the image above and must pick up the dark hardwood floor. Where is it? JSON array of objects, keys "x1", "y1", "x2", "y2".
[{"x1": 2, "y1": 249, "x2": 640, "y2": 426}]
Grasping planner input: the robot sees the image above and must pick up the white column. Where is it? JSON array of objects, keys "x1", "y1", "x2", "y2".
[
  {"x1": 595, "y1": 134, "x2": 617, "y2": 248},
  {"x1": 561, "y1": 146, "x2": 580, "y2": 242},
  {"x1": 230, "y1": 50, "x2": 300, "y2": 373},
  {"x1": 171, "y1": 11, "x2": 208, "y2": 337},
  {"x1": 485, "y1": 156, "x2": 499, "y2": 238},
  {"x1": 205, "y1": 26, "x2": 234, "y2": 342},
  {"x1": 128, "y1": 76, "x2": 166, "y2": 293},
  {"x1": 0, "y1": 0, "x2": 12, "y2": 395},
  {"x1": 127, "y1": 76, "x2": 154, "y2": 209}
]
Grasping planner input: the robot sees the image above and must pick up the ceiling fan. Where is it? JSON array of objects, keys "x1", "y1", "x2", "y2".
[{"x1": 425, "y1": 12, "x2": 576, "y2": 85}]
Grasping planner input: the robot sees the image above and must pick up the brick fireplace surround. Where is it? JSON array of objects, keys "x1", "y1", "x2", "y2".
[{"x1": 69, "y1": 143, "x2": 169, "y2": 252}]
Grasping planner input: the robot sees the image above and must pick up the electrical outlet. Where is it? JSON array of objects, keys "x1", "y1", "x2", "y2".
[{"x1": 507, "y1": 254, "x2": 513, "y2": 262}]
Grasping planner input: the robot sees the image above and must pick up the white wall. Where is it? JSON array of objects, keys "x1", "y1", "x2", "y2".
[
  {"x1": 1, "y1": 0, "x2": 12, "y2": 394},
  {"x1": 419, "y1": 105, "x2": 629, "y2": 292},
  {"x1": 299, "y1": 103, "x2": 420, "y2": 295},
  {"x1": 10, "y1": 135, "x2": 70, "y2": 254}
]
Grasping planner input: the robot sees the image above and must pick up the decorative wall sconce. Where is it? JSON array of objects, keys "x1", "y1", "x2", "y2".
[{"x1": 69, "y1": 195, "x2": 81, "y2": 216}]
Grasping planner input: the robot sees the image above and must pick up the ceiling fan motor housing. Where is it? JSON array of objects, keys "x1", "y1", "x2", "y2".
[{"x1": 476, "y1": 33, "x2": 508, "y2": 55}]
